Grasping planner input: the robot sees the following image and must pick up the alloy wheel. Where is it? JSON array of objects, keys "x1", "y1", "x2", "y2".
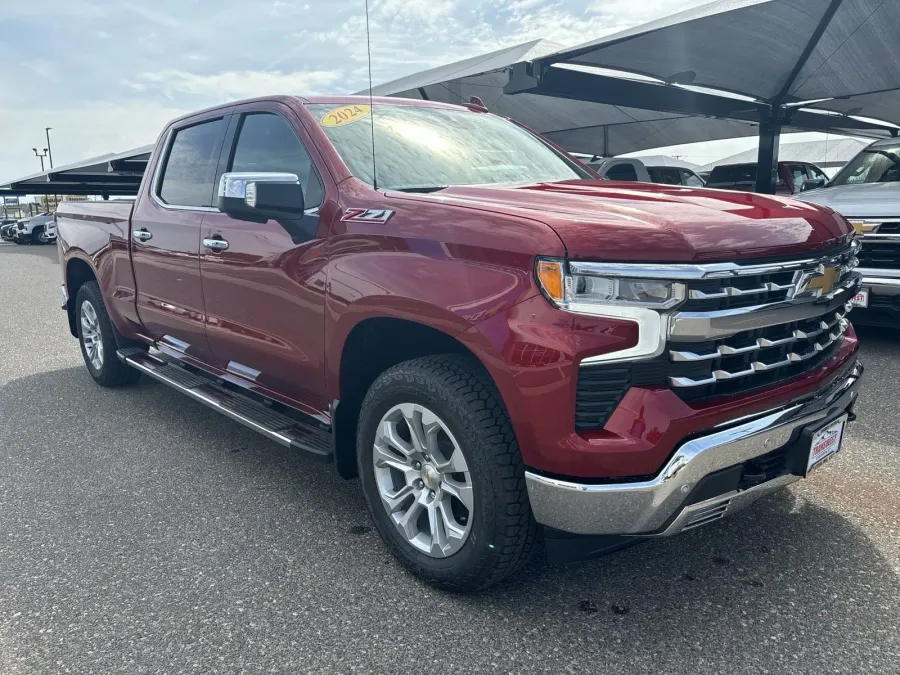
[
  {"x1": 373, "y1": 403, "x2": 474, "y2": 558},
  {"x1": 80, "y1": 301, "x2": 104, "y2": 371}
]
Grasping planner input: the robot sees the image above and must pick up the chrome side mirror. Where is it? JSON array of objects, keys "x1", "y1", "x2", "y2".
[{"x1": 217, "y1": 172, "x2": 304, "y2": 223}]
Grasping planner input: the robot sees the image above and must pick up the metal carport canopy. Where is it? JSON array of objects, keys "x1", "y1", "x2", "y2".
[
  {"x1": 0, "y1": 145, "x2": 153, "y2": 197},
  {"x1": 506, "y1": 0, "x2": 900, "y2": 192},
  {"x1": 366, "y1": 40, "x2": 768, "y2": 157}
]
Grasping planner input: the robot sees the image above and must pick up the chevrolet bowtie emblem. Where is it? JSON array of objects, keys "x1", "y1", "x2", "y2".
[{"x1": 797, "y1": 265, "x2": 840, "y2": 297}]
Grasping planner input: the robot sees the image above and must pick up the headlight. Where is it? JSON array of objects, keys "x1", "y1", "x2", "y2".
[
  {"x1": 536, "y1": 258, "x2": 685, "y2": 310},
  {"x1": 535, "y1": 258, "x2": 686, "y2": 363}
]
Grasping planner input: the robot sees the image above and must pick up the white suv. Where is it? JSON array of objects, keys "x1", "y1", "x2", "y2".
[{"x1": 13, "y1": 213, "x2": 55, "y2": 244}]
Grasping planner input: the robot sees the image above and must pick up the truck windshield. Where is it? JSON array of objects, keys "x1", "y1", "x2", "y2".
[
  {"x1": 830, "y1": 144, "x2": 900, "y2": 186},
  {"x1": 305, "y1": 103, "x2": 589, "y2": 191}
]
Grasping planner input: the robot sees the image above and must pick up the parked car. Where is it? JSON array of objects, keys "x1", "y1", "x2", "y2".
[
  {"x1": 706, "y1": 161, "x2": 828, "y2": 195},
  {"x1": 797, "y1": 138, "x2": 900, "y2": 327},
  {"x1": 56, "y1": 95, "x2": 863, "y2": 591},
  {"x1": 645, "y1": 165, "x2": 706, "y2": 187},
  {"x1": 13, "y1": 213, "x2": 55, "y2": 244},
  {"x1": 589, "y1": 157, "x2": 705, "y2": 187},
  {"x1": 0, "y1": 220, "x2": 18, "y2": 241}
]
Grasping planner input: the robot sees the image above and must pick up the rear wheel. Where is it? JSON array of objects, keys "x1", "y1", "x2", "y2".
[
  {"x1": 75, "y1": 281, "x2": 141, "y2": 387},
  {"x1": 357, "y1": 355, "x2": 536, "y2": 592}
]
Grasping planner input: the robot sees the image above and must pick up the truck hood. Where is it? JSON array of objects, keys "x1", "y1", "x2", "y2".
[
  {"x1": 413, "y1": 181, "x2": 850, "y2": 262},
  {"x1": 795, "y1": 181, "x2": 900, "y2": 218}
]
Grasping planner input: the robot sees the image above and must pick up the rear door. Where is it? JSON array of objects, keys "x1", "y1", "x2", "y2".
[
  {"x1": 198, "y1": 102, "x2": 334, "y2": 416},
  {"x1": 130, "y1": 110, "x2": 232, "y2": 360}
]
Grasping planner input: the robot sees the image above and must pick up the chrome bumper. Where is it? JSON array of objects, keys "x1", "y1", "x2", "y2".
[
  {"x1": 526, "y1": 361, "x2": 863, "y2": 536},
  {"x1": 860, "y1": 272, "x2": 900, "y2": 297}
]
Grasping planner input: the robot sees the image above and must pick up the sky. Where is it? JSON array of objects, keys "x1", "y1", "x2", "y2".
[{"x1": 0, "y1": 0, "x2": 845, "y2": 184}]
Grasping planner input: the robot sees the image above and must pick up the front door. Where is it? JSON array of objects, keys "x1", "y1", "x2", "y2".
[
  {"x1": 130, "y1": 112, "x2": 231, "y2": 361},
  {"x1": 199, "y1": 105, "x2": 333, "y2": 417}
]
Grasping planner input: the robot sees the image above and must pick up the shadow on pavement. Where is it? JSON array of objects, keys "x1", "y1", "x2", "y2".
[
  {"x1": 0, "y1": 241, "x2": 59, "y2": 264},
  {"x1": 1, "y1": 365, "x2": 897, "y2": 672}
]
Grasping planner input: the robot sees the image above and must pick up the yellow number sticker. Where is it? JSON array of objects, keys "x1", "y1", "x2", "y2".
[{"x1": 321, "y1": 104, "x2": 372, "y2": 128}]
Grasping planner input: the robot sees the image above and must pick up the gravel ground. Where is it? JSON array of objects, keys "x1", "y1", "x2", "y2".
[{"x1": 1, "y1": 241, "x2": 898, "y2": 674}]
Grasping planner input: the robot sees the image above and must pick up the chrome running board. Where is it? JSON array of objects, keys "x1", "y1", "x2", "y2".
[{"x1": 117, "y1": 348, "x2": 333, "y2": 462}]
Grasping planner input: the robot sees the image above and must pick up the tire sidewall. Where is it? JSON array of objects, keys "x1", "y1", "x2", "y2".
[{"x1": 357, "y1": 372, "x2": 504, "y2": 582}]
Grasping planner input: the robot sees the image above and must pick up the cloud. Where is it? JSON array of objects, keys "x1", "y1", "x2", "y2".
[
  {"x1": 0, "y1": 0, "x2": 720, "y2": 182},
  {"x1": 127, "y1": 69, "x2": 344, "y2": 99}
]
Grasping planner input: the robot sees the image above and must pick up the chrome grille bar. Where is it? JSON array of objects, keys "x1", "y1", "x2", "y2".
[
  {"x1": 670, "y1": 305, "x2": 851, "y2": 363},
  {"x1": 669, "y1": 320, "x2": 849, "y2": 388}
]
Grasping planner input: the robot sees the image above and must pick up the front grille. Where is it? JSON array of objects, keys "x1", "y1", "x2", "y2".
[
  {"x1": 876, "y1": 222, "x2": 900, "y2": 235},
  {"x1": 858, "y1": 240, "x2": 900, "y2": 270},
  {"x1": 667, "y1": 300, "x2": 851, "y2": 402}
]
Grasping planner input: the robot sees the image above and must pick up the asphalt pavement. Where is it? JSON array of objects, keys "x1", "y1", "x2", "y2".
[{"x1": 1, "y1": 241, "x2": 899, "y2": 674}]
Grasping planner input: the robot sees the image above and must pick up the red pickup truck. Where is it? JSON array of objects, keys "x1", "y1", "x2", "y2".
[{"x1": 57, "y1": 95, "x2": 863, "y2": 591}]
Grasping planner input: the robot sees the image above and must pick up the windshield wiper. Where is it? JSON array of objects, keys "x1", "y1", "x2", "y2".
[{"x1": 392, "y1": 186, "x2": 450, "y2": 193}]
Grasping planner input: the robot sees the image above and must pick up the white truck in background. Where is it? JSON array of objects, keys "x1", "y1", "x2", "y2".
[{"x1": 797, "y1": 137, "x2": 900, "y2": 328}]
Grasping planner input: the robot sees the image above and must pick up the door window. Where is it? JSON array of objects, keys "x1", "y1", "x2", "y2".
[
  {"x1": 788, "y1": 164, "x2": 809, "y2": 191},
  {"x1": 230, "y1": 113, "x2": 324, "y2": 207},
  {"x1": 605, "y1": 163, "x2": 639, "y2": 181},
  {"x1": 682, "y1": 170, "x2": 704, "y2": 187},
  {"x1": 158, "y1": 118, "x2": 228, "y2": 207}
]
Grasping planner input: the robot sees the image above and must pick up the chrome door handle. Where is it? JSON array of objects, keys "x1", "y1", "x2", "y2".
[
  {"x1": 203, "y1": 237, "x2": 229, "y2": 251},
  {"x1": 132, "y1": 229, "x2": 152, "y2": 242}
]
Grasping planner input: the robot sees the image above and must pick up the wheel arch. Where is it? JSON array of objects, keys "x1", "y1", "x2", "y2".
[
  {"x1": 64, "y1": 256, "x2": 98, "y2": 338},
  {"x1": 332, "y1": 315, "x2": 509, "y2": 479}
]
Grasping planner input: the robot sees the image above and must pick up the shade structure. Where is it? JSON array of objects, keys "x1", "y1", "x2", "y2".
[
  {"x1": 366, "y1": 40, "x2": 765, "y2": 157},
  {"x1": 507, "y1": 0, "x2": 900, "y2": 192},
  {"x1": 0, "y1": 145, "x2": 152, "y2": 197}
]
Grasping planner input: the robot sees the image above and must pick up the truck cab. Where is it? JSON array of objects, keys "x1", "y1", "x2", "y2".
[{"x1": 55, "y1": 95, "x2": 863, "y2": 591}]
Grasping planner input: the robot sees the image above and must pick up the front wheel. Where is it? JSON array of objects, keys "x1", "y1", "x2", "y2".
[
  {"x1": 75, "y1": 281, "x2": 141, "y2": 387},
  {"x1": 357, "y1": 355, "x2": 536, "y2": 592}
]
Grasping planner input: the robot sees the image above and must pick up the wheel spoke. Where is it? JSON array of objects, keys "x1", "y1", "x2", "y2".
[
  {"x1": 441, "y1": 479, "x2": 473, "y2": 511},
  {"x1": 437, "y1": 498, "x2": 467, "y2": 540},
  {"x1": 399, "y1": 404, "x2": 428, "y2": 452},
  {"x1": 395, "y1": 491, "x2": 427, "y2": 540},
  {"x1": 379, "y1": 420, "x2": 414, "y2": 456},
  {"x1": 381, "y1": 484, "x2": 415, "y2": 514},
  {"x1": 434, "y1": 447, "x2": 468, "y2": 474},
  {"x1": 373, "y1": 443, "x2": 415, "y2": 475},
  {"x1": 427, "y1": 500, "x2": 449, "y2": 555},
  {"x1": 81, "y1": 316, "x2": 92, "y2": 335}
]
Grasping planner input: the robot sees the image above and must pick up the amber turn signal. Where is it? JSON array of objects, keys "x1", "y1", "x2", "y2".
[{"x1": 536, "y1": 259, "x2": 565, "y2": 304}]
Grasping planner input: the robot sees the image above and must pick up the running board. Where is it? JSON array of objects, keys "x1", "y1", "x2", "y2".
[{"x1": 117, "y1": 348, "x2": 333, "y2": 462}]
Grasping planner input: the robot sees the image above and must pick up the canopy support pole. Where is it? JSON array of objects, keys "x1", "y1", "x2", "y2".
[{"x1": 755, "y1": 117, "x2": 781, "y2": 194}]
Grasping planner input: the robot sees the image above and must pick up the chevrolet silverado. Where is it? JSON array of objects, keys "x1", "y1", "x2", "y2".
[{"x1": 56, "y1": 95, "x2": 864, "y2": 591}]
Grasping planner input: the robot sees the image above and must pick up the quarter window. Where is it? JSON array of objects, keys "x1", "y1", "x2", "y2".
[
  {"x1": 158, "y1": 118, "x2": 228, "y2": 207},
  {"x1": 230, "y1": 113, "x2": 323, "y2": 208}
]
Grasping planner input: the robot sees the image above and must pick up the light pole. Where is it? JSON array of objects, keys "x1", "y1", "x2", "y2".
[
  {"x1": 45, "y1": 128, "x2": 54, "y2": 168},
  {"x1": 33, "y1": 147, "x2": 48, "y2": 172}
]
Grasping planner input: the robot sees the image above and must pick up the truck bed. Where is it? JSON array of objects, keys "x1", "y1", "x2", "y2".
[{"x1": 56, "y1": 200, "x2": 134, "y2": 227}]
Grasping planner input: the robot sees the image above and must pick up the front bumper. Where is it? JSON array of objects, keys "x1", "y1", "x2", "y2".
[
  {"x1": 853, "y1": 273, "x2": 900, "y2": 326},
  {"x1": 526, "y1": 360, "x2": 862, "y2": 536}
]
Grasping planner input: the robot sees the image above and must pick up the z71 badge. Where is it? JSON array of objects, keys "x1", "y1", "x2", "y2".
[{"x1": 342, "y1": 208, "x2": 395, "y2": 224}]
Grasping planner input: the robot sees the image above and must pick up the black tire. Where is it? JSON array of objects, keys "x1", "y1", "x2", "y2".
[
  {"x1": 357, "y1": 354, "x2": 537, "y2": 592},
  {"x1": 30, "y1": 226, "x2": 43, "y2": 244},
  {"x1": 75, "y1": 281, "x2": 141, "y2": 387}
]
